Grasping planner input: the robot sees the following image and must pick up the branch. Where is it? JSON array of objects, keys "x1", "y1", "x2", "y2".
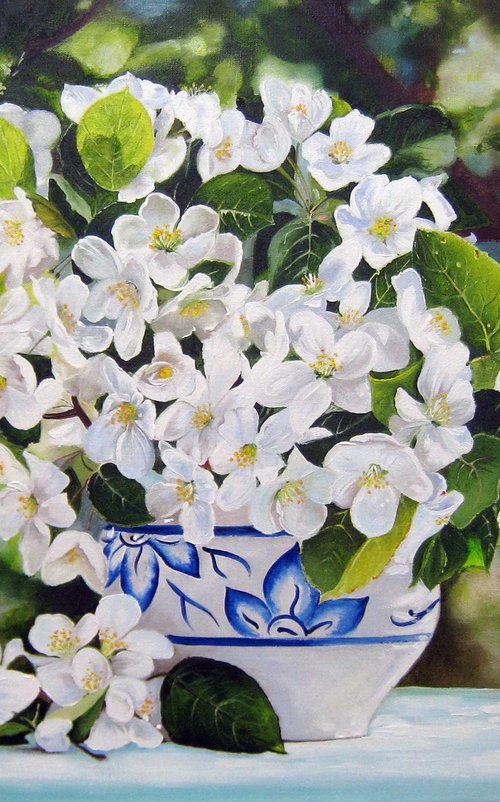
[
  {"x1": 22, "y1": 0, "x2": 109, "y2": 63},
  {"x1": 43, "y1": 397, "x2": 92, "y2": 429}
]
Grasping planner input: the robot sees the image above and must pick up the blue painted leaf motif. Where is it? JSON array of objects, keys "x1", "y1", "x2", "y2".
[
  {"x1": 121, "y1": 546, "x2": 159, "y2": 611},
  {"x1": 307, "y1": 597, "x2": 369, "y2": 636},
  {"x1": 151, "y1": 537, "x2": 200, "y2": 578},
  {"x1": 225, "y1": 588, "x2": 272, "y2": 636},
  {"x1": 102, "y1": 533, "x2": 124, "y2": 587},
  {"x1": 203, "y1": 547, "x2": 252, "y2": 579},
  {"x1": 263, "y1": 544, "x2": 319, "y2": 622},
  {"x1": 391, "y1": 597, "x2": 440, "y2": 627},
  {"x1": 167, "y1": 579, "x2": 219, "y2": 630}
]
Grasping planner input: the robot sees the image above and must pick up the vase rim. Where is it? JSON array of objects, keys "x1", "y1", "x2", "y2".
[{"x1": 103, "y1": 523, "x2": 292, "y2": 538}]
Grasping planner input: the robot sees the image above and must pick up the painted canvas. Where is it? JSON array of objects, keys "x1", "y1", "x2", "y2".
[{"x1": 0, "y1": 1, "x2": 498, "y2": 800}]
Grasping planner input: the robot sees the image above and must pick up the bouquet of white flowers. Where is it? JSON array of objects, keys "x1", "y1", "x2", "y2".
[{"x1": 0, "y1": 73, "x2": 498, "y2": 756}]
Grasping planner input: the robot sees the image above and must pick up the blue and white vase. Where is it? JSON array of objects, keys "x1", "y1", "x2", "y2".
[{"x1": 102, "y1": 515, "x2": 439, "y2": 741}]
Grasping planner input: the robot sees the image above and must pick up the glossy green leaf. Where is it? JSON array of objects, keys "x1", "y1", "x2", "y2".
[
  {"x1": 375, "y1": 105, "x2": 456, "y2": 178},
  {"x1": 195, "y1": 173, "x2": 274, "y2": 241},
  {"x1": 267, "y1": 217, "x2": 339, "y2": 290},
  {"x1": 50, "y1": 175, "x2": 93, "y2": 224},
  {"x1": 70, "y1": 693, "x2": 106, "y2": 744},
  {"x1": 47, "y1": 690, "x2": 105, "y2": 724},
  {"x1": 447, "y1": 434, "x2": 500, "y2": 529},
  {"x1": 87, "y1": 463, "x2": 153, "y2": 526},
  {"x1": 463, "y1": 507, "x2": 499, "y2": 570},
  {"x1": 323, "y1": 497, "x2": 418, "y2": 600},
  {"x1": 76, "y1": 89, "x2": 154, "y2": 191},
  {"x1": 412, "y1": 230, "x2": 500, "y2": 357},
  {"x1": 0, "y1": 117, "x2": 36, "y2": 199},
  {"x1": 161, "y1": 657, "x2": 284, "y2": 754},
  {"x1": 372, "y1": 252, "x2": 412, "y2": 309},
  {"x1": 412, "y1": 527, "x2": 469, "y2": 590},
  {"x1": 301, "y1": 509, "x2": 366, "y2": 594},
  {"x1": 26, "y1": 192, "x2": 77, "y2": 239},
  {"x1": 370, "y1": 358, "x2": 422, "y2": 427},
  {"x1": 471, "y1": 351, "x2": 500, "y2": 391}
]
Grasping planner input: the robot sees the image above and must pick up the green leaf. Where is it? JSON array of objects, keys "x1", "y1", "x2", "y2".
[
  {"x1": 0, "y1": 721, "x2": 32, "y2": 743},
  {"x1": 0, "y1": 117, "x2": 36, "y2": 199},
  {"x1": 57, "y1": 18, "x2": 139, "y2": 78},
  {"x1": 267, "y1": 218, "x2": 339, "y2": 290},
  {"x1": 370, "y1": 358, "x2": 423, "y2": 427},
  {"x1": 191, "y1": 259, "x2": 235, "y2": 284},
  {"x1": 463, "y1": 507, "x2": 499, "y2": 570},
  {"x1": 471, "y1": 351, "x2": 500, "y2": 391},
  {"x1": 48, "y1": 175, "x2": 93, "y2": 224},
  {"x1": 194, "y1": 173, "x2": 274, "y2": 241},
  {"x1": 447, "y1": 434, "x2": 500, "y2": 529},
  {"x1": 25, "y1": 192, "x2": 77, "y2": 239},
  {"x1": 161, "y1": 657, "x2": 284, "y2": 754},
  {"x1": 323, "y1": 497, "x2": 418, "y2": 600},
  {"x1": 87, "y1": 463, "x2": 154, "y2": 526},
  {"x1": 301, "y1": 509, "x2": 366, "y2": 594},
  {"x1": 70, "y1": 693, "x2": 106, "y2": 744},
  {"x1": 76, "y1": 89, "x2": 154, "y2": 192},
  {"x1": 412, "y1": 230, "x2": 500, "y2": 357},
  {"x1": 412, "y1": 527, "x2": 469, "y2": 590},
  {"x1": 375, "y1": 105, "x2": 456, "y2": 178},
  {"x1": 47, "y1": 690, "x2": 105, "y2": 724},
  {"x1": 371, "y1": 252, "x2": 413, "y2": 309}
]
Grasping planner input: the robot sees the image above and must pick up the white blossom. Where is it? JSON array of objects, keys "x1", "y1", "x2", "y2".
[
  {"x1": 153, "y1": 273, "x2": 229, "y2": 341},
  {"x1": 197, "y1": 109, "x2": 245, "y2": 182},
  {"x1": 0, "y1": 103, "x2": 61, "y2": 196},
  {"x1": 392, "y1": 268, "x2": 461, "y2": 353},
  {"x1": 0, "y1": 189, "x2": 58, "y2": 287},
  {"x1": 324, "y1": 433, "x2": 433, "y2": 537},
  {"x1": 240, "y1": 115, "x2": 291, "y2": 172},
  {"x1": 40, "y1": 530, "x2": 108, "y2": 593},
  {"x1": 112, "y1": 193, "x2": 219, "y2": 290},
  {"x1": 134, "y1": 331, "x2": 197, "y2": 402},
  {"x1": 302, "y1": 110, "x2": 390, "y2": 191},
  {"x1": 0, "y1": 641, "x2": 39, "y2": 726},
  {"x1": 260, "y1": 78, "x2": 332, "y2": 143}
]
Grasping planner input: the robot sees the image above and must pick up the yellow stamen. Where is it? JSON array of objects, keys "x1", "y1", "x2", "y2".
[
  {"x1": 358, "y1": 464, "x2": 389, "y2": 494},
  {"x1": 180, "y1": 300, "x2": 209, "y2": 318},
  {"x1": 176, "y1": 480, "x2": 196, "y2": 504},
  {"x1": 100, "y1": 627, "x2": 127, "y2": 657},
  {"x1": 0, "y1": 376, "x2": 7, "y2": 396},
  {"x1": 65, "y1": 547, "x2": 81, "y2": 564},
  {"x1": 191, "y1": 405, "x2": 212, "y2": 430},
  {"x1": 340, "y1": 308, "x2": 364, "y2": 328},
  {"x1": 230, "y1": 443, "x2": 258, "y2": 467},
  {"x1": 149, "y1": 226, "x2": 183, "y2": 252},
  {"x1": 48, "y1": 627, "x2": 80, "y2": 656},
  {"x1": 309, "y1": 349, "x2": 342, "y2": 378},
  {"x1": 430, "y1": 311, "x2": 451, "y2": 335},
  {"x1": 82, "y1": 669, "x2": 105, "y2": 692},
  {"x1": 158, "y1": 365, "x2": 174, "y2": 380},
  {"x1": 276, "y1": 479, "x2": 305, "y2": 506},
  {"x1": 293, "y1": 103, "x2": 308, "y2": 114},
  {"x1": 240, "y1": 314, "x2": 251, "y2": 338},
  {"x1": 4, "y1": 219, "x2": 24, "y2": 246},
  {"x1": 59, "y1": 303, "x2": 77, "y2": 334},
  {"x1": 215, "y1": 136, "x2": 233, "y2": 161},
  {"x1": 17, "y1": 495, "x2": 38, "y2": 519},
  {"x1": 369, "y1": 216, "x2": 397, "y2": 241},
  {"x1": 301, "y1": 273, "x2": 324, "y2": 295},
  {"x1": 111, "y1": 402, "x2": 138, "y2": 428},
  {"x1": 136, "y1": 695, "x2": 154, "y2": 718},
  {"x1": 428, "y1": 392, "x2": 452, "y2": 425},
  {"x1": 328, "y1": 140, "x2": 354, "y2": 164},
  {"x1": 109, "y1": 281, "x2": 140, "y2": 309}
]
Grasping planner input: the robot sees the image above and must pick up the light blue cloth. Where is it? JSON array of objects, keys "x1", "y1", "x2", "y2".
[{"x1": 1, "y1": 688, "x2": 499, "y2": 802}]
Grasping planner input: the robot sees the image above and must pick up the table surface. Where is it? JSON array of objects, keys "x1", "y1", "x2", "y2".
[{"x1": 1, "y1": 687, "x2": 499, "y2": 802}]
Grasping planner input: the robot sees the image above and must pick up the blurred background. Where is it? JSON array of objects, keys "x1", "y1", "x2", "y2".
[{"x1": 0, "y1": 0, "x2": 498, "y2": 686}]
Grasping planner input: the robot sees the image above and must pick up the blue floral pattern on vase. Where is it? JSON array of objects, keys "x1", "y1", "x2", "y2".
[
  {"x1": 225, "y1": 544, "x2": 369, "y2": 639},
  {"x1": 390, "y1": 597, "x2": 440, "y2": 627},
  {"x1": 102, "y1": 528, "x2": 200, "y2": 611}
]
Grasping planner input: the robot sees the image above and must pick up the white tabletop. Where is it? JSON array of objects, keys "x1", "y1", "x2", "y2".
[{"x1": 1, "y1": 687, "x2": 499, "y2": 802}]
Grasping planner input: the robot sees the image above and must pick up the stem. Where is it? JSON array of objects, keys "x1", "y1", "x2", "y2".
[
  {"x1": 75, "y1": 743, "x2": 107, "y2": 762},
  {"x1": 43, "y1": 398, "x2": 92, "y2": 429},
  {"x1": 277, "y1": 165, "x2": 309, "y2": 211}
]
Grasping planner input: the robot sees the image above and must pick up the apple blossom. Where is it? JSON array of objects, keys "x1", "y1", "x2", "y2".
[
  {"x1": 333, "y1": 281, "x2": 409, "y2": 372},
  {"x1": 392, "y1": 268, "x2": 461, "y2": 353},
  {"x1": 0, "y1": 354, "x2": 61, "y2": 430},
  {"x1": 174, "y1": 88, "x2": 222, "y2": 144},
  {"x1": 261, "y1": 78, "x2": 332, "y2": 143},
  {"x1": 84, "y1": 361, "x2": 156, "y2": 480},
  {"x1": 112, "y1": 193, "x2": 219, "y2": 290},
  {"x1": 0, "y1": 103, "x2": 61, "y2": 196},
  {"x1": 146, "y1": 446, "x2": 217, "y2": 543},
  {"x1": 153, "y1": 273, "x2": 229, "y2": 340},
  {"x1": 240, "y1": 115, "x2": 292, "y2": 172},
  {"x1": 40, "y1": 530, "x2": 108, "y2": 593},
  {"x1": 390, "y1": 342, "x2": 475, "y2": 471},
  {"x1": 0, "y1": 448, "x2": 76, "y2": 575},
  {"x1": 34, "y1": 717, "x2": 72, "y2": 753},
  {"x1": 94, "y1": 594, "x2": 173, "y2": 666},
  {"x1": 302, "y1": 109, "x2": 391, "y2": 191},
  {"x1": 419, "y1": 174, "x2": 457, "y2": 231},
  {"x1": 72, "y1": 236, "x2": 158, "y2": 361},
  {"x1": 0, "y1": 189, "x2": 58, "y2": 287},
  {"x1": 32, "y1": 275, "x2": 113, "y2": 367},
  {"x1": 250, "y1": 447, "x2": 333, "y2": 539},
  {"x1": 0, "y1": 286, "x2": 47, "y2": 356},
  {"x1": 324, "y1": 433, "x2": 433, "y2": 537},
  {"x1": 335, "y1": 175, "x2": 423, "y2": 270},
  {"x1": 197, "y1": 108, "x2": 245, "y2": 182},
  {"x1": 134, "y1": 331, "x2": 197, "y2": 402},
  {"x1": 0, "y1": 641, "x2": 40, "y2": 727},
  {"x1": 60, "y1": 73, "x2": 172, "y2": 122}
]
